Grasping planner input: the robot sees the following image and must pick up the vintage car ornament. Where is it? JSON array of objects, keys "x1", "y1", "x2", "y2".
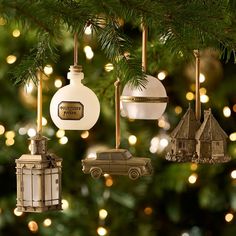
[{"x1": 82, "y1": 149, "x2": 152, "y2": 180}]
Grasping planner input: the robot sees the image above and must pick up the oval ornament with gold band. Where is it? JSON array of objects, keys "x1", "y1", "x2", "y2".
[{"x1": 121, "y1": 75, "x2": 168, "y2": 120}]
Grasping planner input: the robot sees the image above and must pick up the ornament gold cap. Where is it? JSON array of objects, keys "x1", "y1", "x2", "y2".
[{"x1": 69, "y1": 65, "x2": 83, "y2": 72}]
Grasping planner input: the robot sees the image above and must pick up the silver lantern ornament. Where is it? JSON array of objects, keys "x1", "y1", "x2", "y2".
[{"x1": 15, "y1": 134, "x2": 62, "y2": 212}]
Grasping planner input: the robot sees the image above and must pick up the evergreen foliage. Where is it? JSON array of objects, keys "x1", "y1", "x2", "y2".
[
  {"x1": 0, "y1": 1, "x2": 236, "y2": 236},
  {"x1": 0, "y1": 0, "x2": 235, "y2": 85}
]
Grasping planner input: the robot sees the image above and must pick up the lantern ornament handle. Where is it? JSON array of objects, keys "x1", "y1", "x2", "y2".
[
  {"x1": 114, "y1": 78, "x2": 121, "y2": 149},
  {"x1": 194, "y1": 49, "x2": 201, "y2": 121}
]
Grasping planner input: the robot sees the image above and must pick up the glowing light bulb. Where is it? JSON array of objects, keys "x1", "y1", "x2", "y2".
[
  {"x1": 128, "y1": 135, "x2": 137, "y2": 145},
  {"x1": 174, "y1": 106, "x2": 182, "y2": 114},
  {"x1": 12, "y1": 29, "x2": 20, "y2": 37},
  {"x1": 199, "y1": 73, "x2": 205, "y2": 83},
  {"x1": 144, "y1": 207, "x2": 153, "y2": 215},
  {"x1": 14, "y1": 207, "x2": 23, "y2": 216},
  {"x1": 97, "y1": 226, "x2": 107, "y2": 236},
  {"x1": 6, "y1": 138, "x2": 15, "y2": 146},
  {"x1": 86, "y1": 50, "x2": 94, "y2": 59},
  {"x1": 104, "y1": 63, "x2": 114, "y2": 72},
  {"x1": 84, "y1": 25, "x2": 92, "y2": 35},
  {"x1": 158, "y1": 118, "x2": 166, "y2": 128},
  {"x1": 42, "y1": 117, "x2": 47, "y2": 126},
  {"x1": 99, "y1": 209, "x2": 108, "y2": 220},
  {"x1": 225, "y1": 213, "x2": 234, "y2": 222},
  {"x1": 160, "y1": 138, "x2": 168, "y2": 148},
  {"x1": 157, "y1": 71, "x2": 167, "y2": 80},
  {"x1": 6, "y1": 55, "x2": 17, "y2": 64},
  {"x1": 121, "y1": 75, "x2": 167, "y2": 120},
  {"x1": 223, "y1": 106, "x2": 231, "y2": 117},
  {"x1": 59, "y1": 136, "x2": 68, "y2": 144},
  {"x1": 229, "y1": 133, "x2": 236, "y2": 141},
  {"x1": 50, "y1": 66, "x2": 100, "y2": 130},
  {"x1": 62, "y1": 199, "x2": 69, "y2": 210},
  {"x1": 27, "y1": 128, "x2": 36, "y2": 137},
  {"x1": 44, "y1": 65, "x2": 53, "y2": 75},
  {"x1": 28, "y1": 221, "x2": 38, "y2": 233},
  {"x1": 0, "y1": 125, "x2": 5, "y2": 135},
  {"x1": 25, "y1": 81, "x2": 34, "y2": 93},
  {"x1": 200, "y1": 87, "x2": 207, "y2": 95},
  {"x1": 43, "y1": 218, "x2": 52, "y2": 227},
  {"x1": 188, "y1": 173, "x2": 198, "y2": 184},
  {"x1": 5, "y1": 131, "x2": 15, "y2": 139},
  {"x1": 18, "y1": 127, "x2": 27, "y2": 135},
  {"x1": 81, "y1": 131, "x2": 89, "y2": 139},
  {"x1": 231, "y1": 170, "x2": 236, "y2": 179},
  {"x1": 54, "y1": 79, "x2": 63, "y2": 88},
  {"x1": 105, "y1": 177, "x2": 113, "y2": 187},
  {"x1": 200, "y1": 94, "x2": 209, "y2": 103},
  {"x1": 56, "y1": 129, "x2": 65, "y2": 138},
  {"x1": 186, "y1": 92, "x2": 194, "y2": 101}
]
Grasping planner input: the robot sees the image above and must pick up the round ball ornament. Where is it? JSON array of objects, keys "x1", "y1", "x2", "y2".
[
  {"x1": 50, "y1": 66, "x2": 100, "y2": 130},
  {"x1": 121, "y1": 75, "x2": 167, "y2": 120}
]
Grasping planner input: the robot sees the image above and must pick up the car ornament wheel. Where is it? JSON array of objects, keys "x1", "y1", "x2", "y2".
[
  {"x1": 91, "y1": 167, "x2": 102, "y2": 179},
  {"x1": 128, "y1": 168, "x2": 140, "y2": 180}
]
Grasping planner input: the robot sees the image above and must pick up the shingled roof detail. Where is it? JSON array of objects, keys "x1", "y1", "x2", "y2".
[
  {"x1": 171, "y1": 106, "x2": 201, "y2": 139},
  {"x1": 195, "y1": 109, "x2": 228, "y2": 140}
]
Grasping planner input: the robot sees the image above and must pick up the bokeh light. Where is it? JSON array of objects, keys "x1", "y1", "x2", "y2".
[
  {"x1": 28, "y1": 221, "x2": 38, "y2": 233},
  {"x1": 229, "y1": 133, "x2": 236, "y2": 141},
  {"x1": 97, "y1": 226, "x2": 107, "y2": 236},
  {"x1": 104, "y1": 63, "x2": 114, "y2": 72},
  {"x1": 0, "y1": 125, "x2": 5, "y2": 135},
  {"x1": 6, "y1": 55, "x2": 17, "y2": 64},
  {"x1": 56, "y1": 129, "x2": 65, "y2": 138},
  {"x1": 12, "y1": 29, "x2": 21, "y2": 37},
  {"x1": 14, "y1": 207, "x2": 23, "y2": 216},
  {"x1": 223, "y1": 106, "x2": 231, "y2": 118},
  {"x1": 225, "y1": 213, "x2": 234, "y2": 223},
  {"x1": 174, "y1": 106, "x2": 183, "y2": 115},
  {"x1": 81, "y1": 131, "x2": 89, "y2": 139},
  {"x1": 157, "y1": 71, "x2": 167, "y2": 80},
  {"x1": 99, "y1": 209, "x2": 108, "y2": 220},
  {"x1": 128, "y1": 135, "x2": 137, "y2": 145},
  {"x1": 44, "y1": 65, "x2": 53, "y2": 75},
  {"x1": 54, "y1": 79, "x2": 63, "y2": 88},
  {"x1": 199, "y1": 73, "x2": 205, "y2": 83},
  {"x1": 62, "y1": 199, "x2": 69, "y2": 210},
  {"x1": 43, "y1": 218, "x2": 52, "y2": 227},
  {"x1": 188, "y1": 173, "x2": 198, "y2": 184},
  {"x1": 186, "y1": 92, "x2": 194, "y2": 101},
  {"x1": 200, "y1": 94, "x2": 209, "y2": 103},
  {"x1": 59, "y1": 136, "x2": 68, "y2": 145}
]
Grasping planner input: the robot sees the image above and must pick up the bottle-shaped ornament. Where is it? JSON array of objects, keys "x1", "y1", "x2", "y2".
[{"x1": 50, "y1": 65, "x2": 100, "y2": 130}]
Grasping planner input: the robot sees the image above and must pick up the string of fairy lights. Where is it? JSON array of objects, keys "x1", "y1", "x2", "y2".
[{"x1": 0, "y1": 17, "x2": 236, "y2": 235}]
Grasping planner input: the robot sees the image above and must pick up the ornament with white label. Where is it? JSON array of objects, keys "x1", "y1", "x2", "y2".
[
  {"x1": 50, "y1": 34, "x2": 100, "y2": 130},
  {"x1": 50, "y1": 65, "x2": 100, "y2": 130}
]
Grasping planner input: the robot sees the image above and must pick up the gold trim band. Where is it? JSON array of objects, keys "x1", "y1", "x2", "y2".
[{"x1": 120, "y1": 96, "x2": 168, "y2": 103}]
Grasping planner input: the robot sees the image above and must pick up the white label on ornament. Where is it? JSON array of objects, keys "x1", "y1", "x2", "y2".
[{"x1": 58, "y1": 101, "x2": 84, "y2": 120}]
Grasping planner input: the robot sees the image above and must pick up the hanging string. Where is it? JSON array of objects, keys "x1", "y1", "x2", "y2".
[
  {"x1": 142, "y1": 21, "x2": 147, "y2": 72},
  {"x1": 114, "y1": 78, "x2": 121, "y2": 149},
  {"x1": 37, "y1": 72, "x2": 43, "y2": 133},
  {"x1": 194, "y1": 49, "x2": 201, "y2": 121},
  {"x1": 74, "y1": 33, "x2": 78, "y2": 66}
]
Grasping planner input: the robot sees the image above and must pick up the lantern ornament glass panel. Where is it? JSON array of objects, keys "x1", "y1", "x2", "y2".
[
  {"x1": 121, "y1": 75, "x2": 168, "y2": 120},
  {"x1": 16, "y1": 134, "x2": 62, "y2": 212}
]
